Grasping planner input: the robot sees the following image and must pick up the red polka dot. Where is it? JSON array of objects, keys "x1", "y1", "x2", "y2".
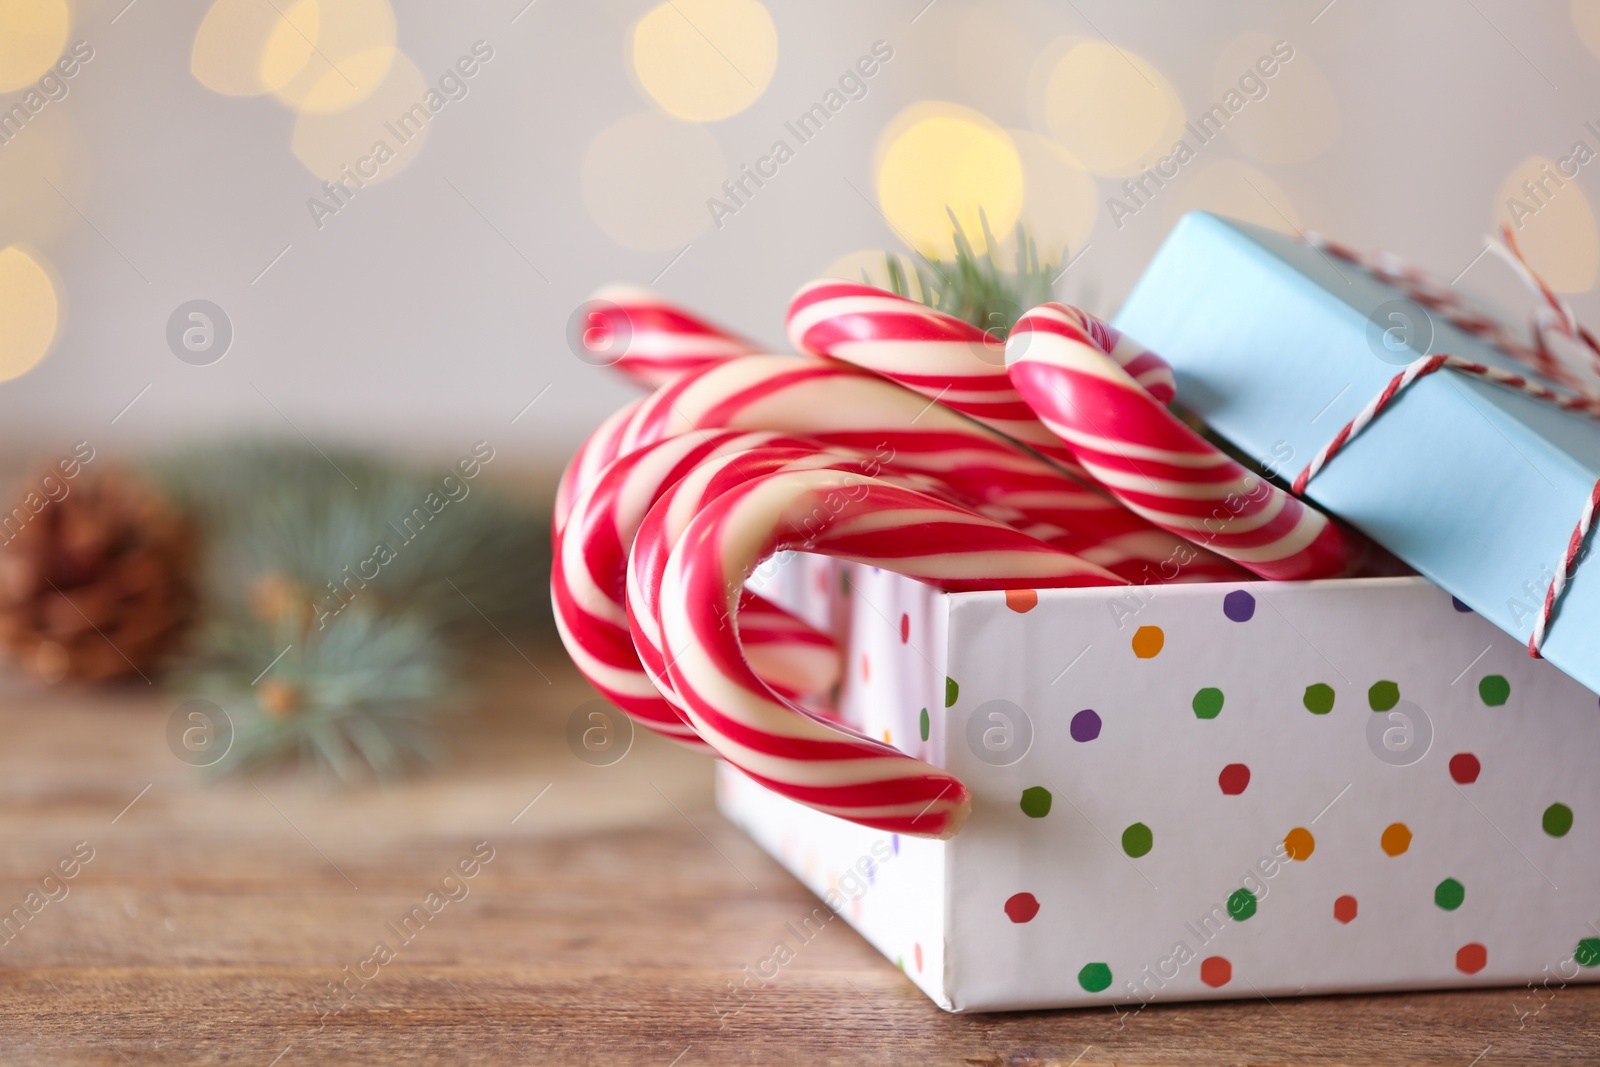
[
  {"x1": 899, "y1": 613, "x2": 910, "y2": 643},
  {"x1": 1004, "y1": 892, "x2": 1040, "y2": 923},
  {"x1": 1333, "y1": 895, "x2": 1357, "y2": 924},
  {"x1": 1005, "y1": 589, "x2": 1038, "y2": 613},
  {"x1": 914, "y1": 942, "x2": 923, "y2": 972},
  {"x1": 1218, "y1": 763, "x2": 1251, "y2": 795},
  {"x1": 1200, "y1": 956, "x2": 1232, "y2": 987},
  {"x1": 1449, "y1": 752, "x2": 1481, "y2": 785},
  {"x1": 861, "y1": 655, "x2": 870, "y2": 682},
  {"x1": 1456, "y1": 943, "x2": 1487, "y2": 975}
]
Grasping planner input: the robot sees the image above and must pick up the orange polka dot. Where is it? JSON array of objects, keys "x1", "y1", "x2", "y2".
[
  {"x1": 882, "y1": 729, "x2": 891, "y2": 744},
  {"x1": 1131, "y1": 625, "x2": 1165, "y2": 659},
  {"x1": 1005, "y1": 588, "x2": 1038, "y2": 613},
  {"x1": 1380, "y1": 822, "x2": 1412, "y2": 856},
  {"x1": 1284, "y1": 827, "x2": 1315, "y2": 861}
]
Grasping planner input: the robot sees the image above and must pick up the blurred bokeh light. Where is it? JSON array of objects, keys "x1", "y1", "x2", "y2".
[
  {"x1": 582, "y1": 111, "x2": 726, "y2": 251},
  {"x1": 875, "y1": 101, "x2": 1023, "y2": 257},
  {"x1": 290, "y1": 50, "x2": 429, "y2": 185},
  {"x1": 1495, "y1": 155, "x2": 1599, "y2": 293},
  {"x1": 1027, "y1": 38, "x2": 1183, "y2": 177},
  {"x1": 0, "y1": 0, "x2": 69, "y2": 93},
  {"x1": 1210, "y1": 33, "x2": 1341, "y2": 166},
  {"x1": 191, "y1": 0, "x2": 319, "y2": 97},
  {"x1": 0, "y1": 246, "x2": 58, "y2": 382},
  {"x1": 1008, "y1": 129, "x2": 1097, "y2": 259},
  {"x1": 631, "y1": 0, "x2": 777, "y2": 122}
]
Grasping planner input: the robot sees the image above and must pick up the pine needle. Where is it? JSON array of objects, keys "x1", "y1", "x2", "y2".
[
  {"x1": 882, "y1": 210, "x2": 1063, "y2": 337},
  {"x1": 153, "y1": 442, "x2": 548, "y2": 783}
]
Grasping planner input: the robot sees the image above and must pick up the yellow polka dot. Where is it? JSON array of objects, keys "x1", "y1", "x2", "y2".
[
  {"x1": 1131, "y1": 625, "x2": 1164, "y2": 659},
  {"x1": 1380, "y1": 822, "x2": 1412, "y2": 857},
  {"x1": 1283, "y1": 826, "x2": 1315, "y2": 861}
]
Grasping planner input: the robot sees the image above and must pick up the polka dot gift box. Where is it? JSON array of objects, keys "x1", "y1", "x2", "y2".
[{"x1": 721, "y1": 560, "x2": 1600, "y2": 1011}]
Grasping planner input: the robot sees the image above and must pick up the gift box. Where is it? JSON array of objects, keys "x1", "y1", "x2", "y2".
[
  {"x1": 720, "y1": 556, "x2": 1600, "y2": 1011},
  {"x1": 1112, "y1": 211, "x2": 1600, "y2": 696}
]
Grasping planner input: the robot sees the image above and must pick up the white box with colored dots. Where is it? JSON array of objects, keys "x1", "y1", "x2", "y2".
[{"x1": 721, "y1": 559, "x2": 1600, "y2": 1011}]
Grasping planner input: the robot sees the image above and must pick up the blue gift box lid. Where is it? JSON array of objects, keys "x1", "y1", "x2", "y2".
[{"x1": 1113, "y1": 211, "x2": 1600, "y2": 695}]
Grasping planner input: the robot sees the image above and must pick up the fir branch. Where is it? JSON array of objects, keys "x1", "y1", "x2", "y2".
[
  {"x1": 879, "y1": 209, "x2": 1064, "y2": 338},
  {"x1": 177, "y1": 606, "x2": 450, "y2": 783},
  {"x1": 149, "y1": 441, "x2": 549, "y2": 782}
]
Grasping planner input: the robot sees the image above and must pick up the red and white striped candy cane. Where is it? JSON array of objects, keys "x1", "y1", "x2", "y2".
[
  {"x1": 786, "y1": 283, "x2": 1177, "y2": 464},
  {"x1": 1007, "y1": 305, "x2": 1360, "y2": 581},
  {"x1": 642, "y1": 464, "x2": 1124, "y2": 838},
  {"x1": 554, "y1": 430, "x2": 847, "y2": 747},
  {"x1": 576, "y1": 285, "x2": 764, "y2": 390},
  {"x1": 619, "y1": 440, "x2": 994, "y2": 722},
  {"x1": 613, "y1": 353, "x2": 1247, "y2": 582},
  {"x1": 555, "y1": 396, "x2": 646, "y2": 536}
]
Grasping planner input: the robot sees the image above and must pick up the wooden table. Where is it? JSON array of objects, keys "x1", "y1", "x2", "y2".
[{"x1": 2, "y1": 646, "x2": 1597, "y2": 1066}]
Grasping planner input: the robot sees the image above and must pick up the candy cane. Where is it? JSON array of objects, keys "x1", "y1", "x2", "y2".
[
  {"x1": 786, "y1": 283, "x2": 1178, "y2": 466},
  {"x1": 618, "y1": 439, "x2": 1004, "y2": 720},
  {"x1": 612, "y1": 353, "x2": 1247, "y2": 582},
  {"x1": 555, "y1": 396, "x2": 647, "y2": 536},
  {"x1": 1007, "y1": 305, "x2": 1359, "y2": 581},
  {"x1": 643, "y1": 464, "x2": 1124, "y2": 838},
  {"x1": 554, "y1": 429, "x2": 849, "y2": 747},
  {"x1": 577, "y1": 285, "x2": 764, "y2": 389}
]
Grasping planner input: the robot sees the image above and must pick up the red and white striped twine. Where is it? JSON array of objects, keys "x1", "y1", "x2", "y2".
[{"x1": 1298, "y1": 231, "x2": 1600, "y2": 656}]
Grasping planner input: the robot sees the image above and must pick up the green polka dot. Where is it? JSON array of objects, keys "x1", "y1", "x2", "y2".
[
  {"x1": 841, "y1": 570, "x2": 851, "y2": 594},
  {"x1": 918, "y1": 708, "x2": 930, "y2": 742},
  {"x1": 1019, "y1": 786, "x2": 1052, "y2": 819},
  {"x1": 1434, "y1": 878, "x2": 1465, "y2": 911},
  {"x1": 1543, "y1": 803, "x2": 1574, "y2": 837},
  {"x1": 1303, "y1": 683, "x2": 1335, "y2": 715},
  {"x1": 1368, "y1": 680, "x2": 1400, "y2": 711},
  {"x1": 1478, "y1": 674, "x2": 1510, "y2": 706},
  {"x1": 1227, "y1": 888, "x2": 1258, "y2": 921},
  {"x1": 944, "y1": 678, "x2": 959, "y2": 708},
  {"x1": 1078, "y1": 962, "x2": 1112, "y2": 993},
  {"x1": 1192, "y1": 687, "x2": 1224, "y2": 719},
  {"x1": 1121, "y1": 822, "x2": 1153, "y2": 858},
  {"x1": 1576, "y1": 938, "x2": 1600, "y2": 967},
  {"x1": 895, "y1": 955, "x2": 903, "y2": 970}
]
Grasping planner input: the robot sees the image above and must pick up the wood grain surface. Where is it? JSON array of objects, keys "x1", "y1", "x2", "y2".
[{"x1": 1, "y1": 645, "x2": 1596, "y2": 1066}]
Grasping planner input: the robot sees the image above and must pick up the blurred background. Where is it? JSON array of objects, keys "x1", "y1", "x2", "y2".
[
  {"x1": 2, "y1": 0, "x2": 1598, "y2": 473},
  {"x1": 7, "y1": 3, "x2": 1600, "y2": 1058}
]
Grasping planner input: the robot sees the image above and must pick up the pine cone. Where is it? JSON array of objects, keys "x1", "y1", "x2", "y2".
[{"x1": 0, "y1": 465, "x2": 196, "y2": 683}]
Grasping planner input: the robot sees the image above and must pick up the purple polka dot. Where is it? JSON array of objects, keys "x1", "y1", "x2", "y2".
[
  {"x1": 1223, "y1": 590, "x2": 1256, "y2": 622},
  {"x1": 891, "y1": 834, "x2": 900, "y2": 855},
  {"x1": 1451, "y1": 596, "x2": 1473, "y2": 613},
  {"x1": 1070, "y1": 709, "x2": 1102, "y2": 743}
]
